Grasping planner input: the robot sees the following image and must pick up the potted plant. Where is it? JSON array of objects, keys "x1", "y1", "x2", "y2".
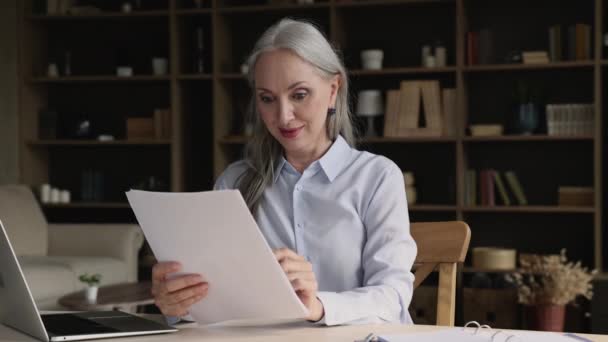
[
  {"x1": 506, "y1": 249, "x2": 596, "y2": 332},
  {"x1": 79, "y1": 273, "x2": 102, "y2": 303}
]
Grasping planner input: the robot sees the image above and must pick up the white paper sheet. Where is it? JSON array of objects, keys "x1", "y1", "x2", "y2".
[{"x1": 126, "y1": 189, "x2": 309, "y2": 324}]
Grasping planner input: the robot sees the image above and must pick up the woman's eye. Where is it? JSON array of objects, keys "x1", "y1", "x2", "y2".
[
  {"x1": 292, "y1": 92, "x2": 307, "y2": 100},
  {"x1": 259, "y1": 95, "x2": 273, "y2": 103}
]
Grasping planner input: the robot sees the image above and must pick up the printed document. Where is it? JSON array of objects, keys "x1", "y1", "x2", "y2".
[{"x1": 126, "y1": 189, "x2": 309, "y2": 324}]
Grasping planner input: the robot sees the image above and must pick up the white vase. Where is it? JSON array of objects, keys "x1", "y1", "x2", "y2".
[{"x1": 85, "y1": 286, "x2": 98, "y2": 304}]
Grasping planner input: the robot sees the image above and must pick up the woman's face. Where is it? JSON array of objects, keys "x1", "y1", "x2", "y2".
[{"x1": 254, "y1": 49, "x2": 339, "y2": 156}]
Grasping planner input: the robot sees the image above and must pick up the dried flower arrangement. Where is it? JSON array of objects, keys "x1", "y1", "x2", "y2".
[{"x1": 506, "y1": 249, "x2": 596, "y2": 306}]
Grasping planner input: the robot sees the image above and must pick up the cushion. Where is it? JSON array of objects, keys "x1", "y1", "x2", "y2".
[{"x1": 0, "y1": 185, "x2": 48, "y2": 256}]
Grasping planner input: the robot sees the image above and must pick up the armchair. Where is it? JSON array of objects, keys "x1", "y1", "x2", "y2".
[{"x1": 0, "y1": 185, "x2": 144, "y2": 310}]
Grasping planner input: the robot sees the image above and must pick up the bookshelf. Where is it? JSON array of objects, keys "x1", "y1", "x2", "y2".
[{"x1": 16, "y1": 0, "x2": 605, "y2": 328}]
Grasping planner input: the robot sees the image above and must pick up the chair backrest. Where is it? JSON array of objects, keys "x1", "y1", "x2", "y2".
[
  {"x1": 410, "y1": 221, "x2": 471, "y2": 326},
  {"x1": 0, "y1": 185, "x2": 49, "y2": 256}
]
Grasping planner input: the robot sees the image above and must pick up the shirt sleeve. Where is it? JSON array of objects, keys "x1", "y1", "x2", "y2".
[{"x1": 315, "y1": 161, "x2": 417, "y2": 326}]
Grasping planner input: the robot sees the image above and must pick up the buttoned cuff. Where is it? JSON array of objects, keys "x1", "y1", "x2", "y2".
[{"x1": 315, "y1": 291, "x2": 340, "y2": 326}]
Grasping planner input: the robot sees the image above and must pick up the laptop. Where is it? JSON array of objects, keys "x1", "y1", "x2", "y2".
[{"x1": 0, "y1": 219, "x2": 178, "y2": 341}]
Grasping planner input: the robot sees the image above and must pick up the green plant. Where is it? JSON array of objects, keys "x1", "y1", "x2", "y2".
[
  {"x1": 78, "y1": 273, "x2": 102, "y2": 287},
  {"x1": 506, "y1": 249, "x2": 596, "y2": 306}
]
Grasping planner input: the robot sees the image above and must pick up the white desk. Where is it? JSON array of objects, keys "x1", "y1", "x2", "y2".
[{"x1": 1, "y1": 318, "x2": 606, "y2": 342}]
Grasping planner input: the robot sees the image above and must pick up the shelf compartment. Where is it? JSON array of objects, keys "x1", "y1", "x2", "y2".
[
  {"x1": 28, "y1": 11, "x2": 169, "y2": 20},
  {"x1": 176, "y1": 9, "x2": 213, "y2": 15},
  {"x1": 30, "y1": 76, "x2": 170, "y2": 83},
  {"x1": 349, "y1": 66, "x2": 457, "y2": 76},
  {"x1": 28, "y1": 140, "x2": 172, "y2": 146},
  {"x1": 335, "y1": 0, "x2": 454, "y2": 8},
  {"x1": 461, "y1": 206, "x2": 595, "y2": 213},
  {"x1": 219, "y1": 136, "x2": 458, "y2": 144},
  {"x1": 409, "y1": 204, "x2": 457, "y2": 212},
  {"x1": 464, "y1": 61, "x2": 595, "y2": 72},
  {"x1": 463, "y1": 135, "x2": 594, "y2": 142},
  {"x1": 178, "y1": 74, "x2": 213, "y2": 80},
  {"x1": 217, "y1": 3, "x2": 330, "y2": 13}
]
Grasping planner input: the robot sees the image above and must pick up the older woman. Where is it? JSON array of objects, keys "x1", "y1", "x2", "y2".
[{"x1": 151, "y1": 18, "x2": 417, "y2": 326}]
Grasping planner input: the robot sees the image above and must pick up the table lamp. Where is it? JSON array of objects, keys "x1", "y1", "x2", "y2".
[{"x1": 356, "y1": 90, "x2": 384, "y2": 137}]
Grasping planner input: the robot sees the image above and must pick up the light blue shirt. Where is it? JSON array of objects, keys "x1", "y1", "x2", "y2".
[{"x1": 214, "y1": 135, "x2": 417, "y2": 326}]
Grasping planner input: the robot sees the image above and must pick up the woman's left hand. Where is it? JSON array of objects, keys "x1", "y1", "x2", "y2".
[{"x1": 273, "y1": 248, "x2": 324, "y2": 321}]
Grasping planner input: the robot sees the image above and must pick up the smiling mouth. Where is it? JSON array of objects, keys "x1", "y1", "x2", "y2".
[{"x1": 279, "y1": 127, "x2": 303, "y2": 139}]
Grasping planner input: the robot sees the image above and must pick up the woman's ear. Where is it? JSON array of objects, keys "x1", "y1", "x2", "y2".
[{"x1": 329, "y1": 74, "x2": 341, "y2": 107}]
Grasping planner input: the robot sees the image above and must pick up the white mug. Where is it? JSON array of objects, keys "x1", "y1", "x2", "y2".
[
  {"x1": 152, "y1": 58, "x2": 168, "y2": 75},
  {"x1": 360, "y1": 49, "x2": 384, "y2": 70}
]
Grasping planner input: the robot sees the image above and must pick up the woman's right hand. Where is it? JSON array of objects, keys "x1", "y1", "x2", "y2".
[{"x1": 151, "y1": 261, "x2": 209, "y2": 317}]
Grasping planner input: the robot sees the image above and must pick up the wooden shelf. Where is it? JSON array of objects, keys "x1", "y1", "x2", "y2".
[
  {"x1": 28, "y1": 11, "x2": 169, "y2": 20},
  {"x1": 30, "y1": 76, "x2": 170, "y2": 83},
  {"x1": 218, "y1": 136, "x2": 248, "y2": 144},
  {"x1": 218, "y1": 73, "x2": 247, "y2": 80},
  {"x1": 359, "y1": 136, "x2": 456, "y2": 143},
  {"x1": 463, "y1": 135, "x2": 594, "y2": 142},
  {"x1": 27, "y1": 140, "x2": 172, "y2": 146},
  {"x1": 464, "y1": 61, "x2": 595, "y2": 72},
  {"x1": 349, "y1": 66, "x2": 457, "y2": 76},
  {"x1": 463, "y1": 267, "x2": 518, "y2": 274},
  {"x1": 42, "y1": 202, "x2": 131, "y2": 209},
  {"x1": 334, "y1": 0, "x2": 453, "y2": 8},
  {"x1": 178, "y1": 74, "x2": 213, "y2": 80},
  {"x1": 220, "y1": 136, "x2": 457, "y2": 144},
  {"x1": 409, "y1": 205, "x2": 457, "y2": 212},
  {"x1": 175, "y1": 9, "x2": 213, "y2": 15},
  {"x1": 461, "y1": 206, "x2": 595, "y2": 214},
  {"x1": 217, "y1": 3, "x2": 330, "y2": 13}
]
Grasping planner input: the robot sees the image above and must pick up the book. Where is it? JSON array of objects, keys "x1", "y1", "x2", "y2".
[
  {"x1": 383, "y1": 90, "x2": 401, "y2": 137},
  {"x1": 568, "y1": 25, "x2": 577, "y2": 60},
  {"x1": 493, "y1": 171, "x2": 511, "y2": 206},
  {"x1": 522, "y1": 51, "x2": 549, "y2": 64},
  {"x1": 467, "y1": 31, "x2": 479, "y2": 65},
  {"x1": 478, "y1": 28, "x2": 493, "y2": 64},
  {"x1": 505, "y1": 171, "x2": 528, "y2": 206},
  {"x1": 442, "y1": 88, "x2": 456, "y2": 136},
  {"x1": 398, "y1": 81, "x2": 421, "y2": 135},
  {"x1": 420, "y1": 81, "x2": 443, "y2": 132}
]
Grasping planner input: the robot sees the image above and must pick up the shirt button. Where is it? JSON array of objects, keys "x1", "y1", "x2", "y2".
[
  {"x1": 296, "y1": 223, "x2": 303, "y2": 229},
  {"x1": 295, "y1": 185, "x2": 302, "y2": 191}
]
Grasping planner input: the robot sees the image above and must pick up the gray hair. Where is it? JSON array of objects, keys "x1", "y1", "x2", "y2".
[{"x1": 237, "y1": 18, "x2": 355, "y2": 214}]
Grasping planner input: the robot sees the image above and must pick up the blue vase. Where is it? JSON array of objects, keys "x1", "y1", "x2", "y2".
[{"x1": 515, "y1": 103, "x2": 539, "y2": 135}]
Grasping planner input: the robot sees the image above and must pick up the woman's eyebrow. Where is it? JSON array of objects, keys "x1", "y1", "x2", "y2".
[{"x1": 256, "y1": 81, "x2": 307, "y2": 92}]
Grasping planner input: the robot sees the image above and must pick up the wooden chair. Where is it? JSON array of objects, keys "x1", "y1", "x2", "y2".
[{"x1": 410, "y1": 221, "x2": 471, "y2": 326}]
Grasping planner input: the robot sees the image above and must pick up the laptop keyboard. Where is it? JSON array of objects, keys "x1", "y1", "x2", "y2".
[{"x1": 42, "y1": 314, "x2": 120, "y2": 336}]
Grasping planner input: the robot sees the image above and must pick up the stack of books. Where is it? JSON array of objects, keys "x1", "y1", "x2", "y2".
[
  {"x1": 522, "y1": 51, "x2": 549, "y2": 64},
  {"x1": 546, "y1": 104, "x2": 594, "y2": 136}
]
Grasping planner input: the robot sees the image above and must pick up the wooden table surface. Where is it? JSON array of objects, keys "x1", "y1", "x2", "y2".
[{"x1": 1, "y1": 316, "x2": 606, "y2": 342}]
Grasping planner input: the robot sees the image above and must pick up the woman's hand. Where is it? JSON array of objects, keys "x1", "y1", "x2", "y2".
[
  {"x1": 151, "y1": 261, "x2": 209, "y2": 317},
  {"x1": 273, "y1": 248, "x2": 324, "y2": 321}
]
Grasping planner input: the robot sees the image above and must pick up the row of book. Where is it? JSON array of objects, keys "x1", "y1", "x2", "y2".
[
  {"x1": 467, "y1": 23, "x2": 592, "y2": 65},
  {"x1": 546, "y1": 104, "x2": 594, "y2": 136},
  {"x1": 383, "y1": 80, "x2": 456, "y2": 138},
  {"x1": 464, "y1": 169, "x2": 528, "y2": 206},
  {"x1": 549, "y1": 23, "x2": 592, "y2": 62}
]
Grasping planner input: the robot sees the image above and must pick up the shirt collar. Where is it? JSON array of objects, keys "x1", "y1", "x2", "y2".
[{"x1": 273, "y1": 135, "x2": 351, "y2": 183}]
